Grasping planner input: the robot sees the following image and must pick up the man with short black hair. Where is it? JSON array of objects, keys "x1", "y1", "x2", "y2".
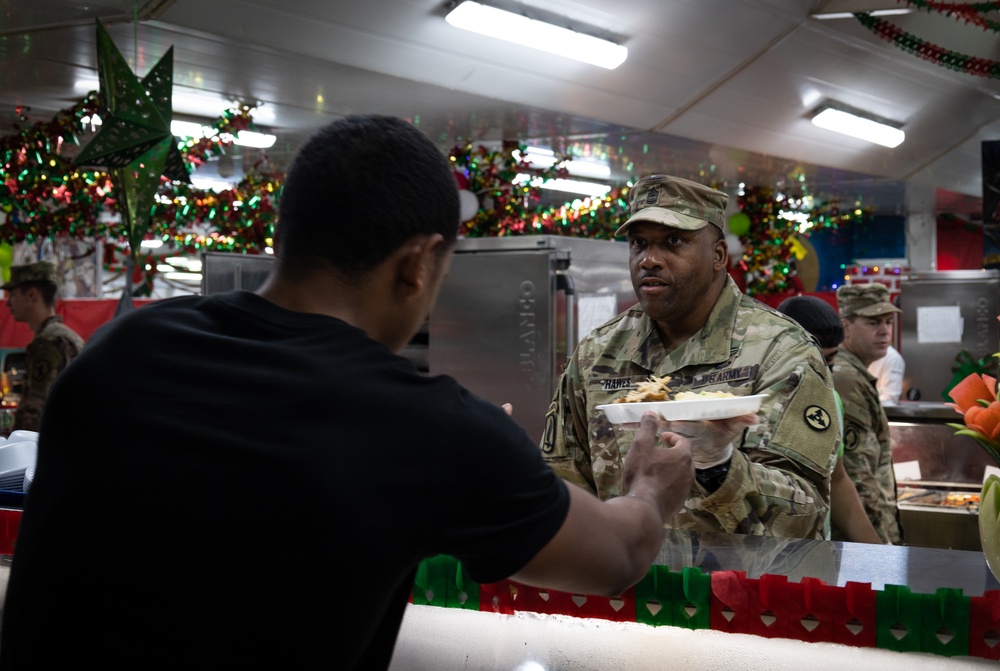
[
  {"x1": 1, "y1": 115, "x2": 696, "y2": 670},
  {"x1": 2, "y1": 261, "x2": 84, "y2": 431}
]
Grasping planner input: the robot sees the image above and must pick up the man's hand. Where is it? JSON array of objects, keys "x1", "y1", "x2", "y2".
[
  {"x1": 661, "y1": 413, "x2": 758, "y2": 469},
  {"x1": 622, "y1": 412, "x2": 695, "y2": 520}
]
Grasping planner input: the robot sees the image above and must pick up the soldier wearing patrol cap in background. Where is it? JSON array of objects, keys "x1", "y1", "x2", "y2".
[
  {"x1": 541, "y1": 174, "x2": 842, "y2": 539},
  {"x1": 2, "y1": 261, "x2": 85, "y2": 432},
  {"x1": 832, "y1": 283, "x2": 903, "y2": 544}
]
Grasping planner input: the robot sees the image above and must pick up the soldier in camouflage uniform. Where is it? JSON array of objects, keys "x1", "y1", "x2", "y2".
[
  {"x1": 541, "y1": 175, "x2": 841, "y2": 539},
  {"x1": 831, "y1": 283, "x2": 903, "y2": 544},
  {"x1": 2, "y1": 261, "x2": 85, "y2": 432}
]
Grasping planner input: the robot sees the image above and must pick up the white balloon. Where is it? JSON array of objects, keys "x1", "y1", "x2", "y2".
[
  {"x1": 458, "y1": 190, "x2": 479, "y2": 222},
  {"x1": 725, "y1": 232, "x2": 744, "y2": 260}
]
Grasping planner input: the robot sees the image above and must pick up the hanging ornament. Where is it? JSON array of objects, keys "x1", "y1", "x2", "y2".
[
  {"x1": 458, "y1": 190, "x2": 479, "y2": 222},
  {"x1": 74, "y1": 18, "x2": 189, "y2": 273},
  {"x1": 74, "y1": 20, "x2": 187, "y2": 182},
  {"x1": 72, "y1": 18, "x2": 189, "y2": 312},
  {"x1": 725, "y1": 232, "x2": 745, "y2": 263}
]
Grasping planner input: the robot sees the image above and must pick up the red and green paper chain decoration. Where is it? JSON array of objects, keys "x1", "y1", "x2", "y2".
[
  {"x1": 854, "y1": 2, "x2": 1000, "y2": 79},
  {"x1": 903, "y1": 1, "x2": 1000, "y2": 33}
]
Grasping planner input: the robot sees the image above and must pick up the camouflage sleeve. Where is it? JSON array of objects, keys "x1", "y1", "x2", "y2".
[
  {"x1": 540, "y1": 348, "x2": 597, "y2": 494},
  {"x1": 699, "y1": 339, "x2": 838, "y2": 538},
  {"x1": 841, "y1": 418, "x2": 883, "y2": 533},
  {"x1": 837, "y1": 372, "x2": 888, "y2": 539},
  {"x1": 14, "y1": 340, "x2": 63, "y2": 432}
]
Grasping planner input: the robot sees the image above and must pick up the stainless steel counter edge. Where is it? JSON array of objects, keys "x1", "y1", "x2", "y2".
[
  {"x1": 883, "y1": 401, "x2": 965, "y2": 422},
  {"x1": 656, "y1": 529, "x2": 1000, "y2": 596}
]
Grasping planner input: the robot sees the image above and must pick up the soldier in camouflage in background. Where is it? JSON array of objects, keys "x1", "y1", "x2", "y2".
[
  {"x1": 831, "y1": 283, "x2": 903, "y2": 545},
  {"x1": 2, "y1": 261, "x2": 85, "y2": 432},
  {"x1": 541, "y1": 174, "x2": 841, "y2": 539}
]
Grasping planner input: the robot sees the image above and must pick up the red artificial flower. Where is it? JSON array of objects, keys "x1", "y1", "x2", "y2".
[
  {"x1": 946, "y1": 373, "x2": 997, "y2": 415},
  {"x1": 965, "y1": 401, "x2": 1000, "y2": 441}
]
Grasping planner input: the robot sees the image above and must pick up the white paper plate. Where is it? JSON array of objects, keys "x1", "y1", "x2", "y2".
[{"x1": 596, "y1": 394, "x2": 768, "y2": 423}]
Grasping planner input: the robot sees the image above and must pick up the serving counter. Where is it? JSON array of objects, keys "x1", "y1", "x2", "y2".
[
  {"x1": 390, "y1": 530, "x2": 1000, "y2": 670},
  {"x1": 0, "y1": 401, "x2": 994, "y2": 667},
  {"x1": 0, "y1": 528, "x2": 996, "y2": 667}
]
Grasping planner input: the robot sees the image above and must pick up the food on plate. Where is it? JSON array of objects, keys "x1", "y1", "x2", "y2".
[
  {"x1": 612, "y1": 376, "x2": 741, "y2": 404},
  {"x1": 612, "y1": 375, "x2": 672, "y2": 403},
  {"x1": 673, "y1": 390, "x2": 737, "y2": 401}
]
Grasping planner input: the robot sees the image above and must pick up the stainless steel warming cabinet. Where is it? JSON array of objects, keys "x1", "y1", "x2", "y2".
[
  {"x1": 428, "y1": 236, "x2": 636, "y2": 445},
  {"x1": 898, "y1": 269, "x2": 1000, "y2": 402}
]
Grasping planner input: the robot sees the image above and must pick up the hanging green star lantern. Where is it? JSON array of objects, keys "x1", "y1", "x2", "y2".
[
  {"x1": 75, "y1": 19, "x2": 189, "y2": 264},
  {"x1": 74, "y1": 19, "x2": 190, "y2": 313}
]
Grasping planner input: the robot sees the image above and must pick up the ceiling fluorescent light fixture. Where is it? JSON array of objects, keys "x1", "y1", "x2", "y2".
[
  {"x1": 811, "y1": 8, "x2": 913, "y2": 19},
  {"x1": 445, "y1": 1, "x2": 627, "y2": 69},
  {"x1": 514, "y1": 173, "x2": 611, "y2": 198},
  {"x1": 228, "y1": 130, "x2": 277, "y2": 148},
  {"x1": 170, "y1": 120, "x2": 276, "y2": 149},
  {"x1": 512, "y1": 147, "x2": 612, "y2": 179},
  {"x1": 810, "y1": 102, "x2": 904, "y2": 148}
]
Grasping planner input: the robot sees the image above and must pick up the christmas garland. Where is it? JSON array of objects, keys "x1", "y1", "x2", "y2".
[
  {"x1": 449, "y1": 143, "x2": 569, "y2": 237},
  {"x1": 854, "y1": 9, "x2": 1000, "y2": 78},
  {"x1": 1, "y1": 98, "x2": 280, "y2": 295},
  {"x1": 1, "y1": 99, "x2": 276, "y2": 248},
  {"x1": 902, "y1": 1, "x2": 1000, "y2": 33},
  {"x1": 4, "y1": 100, "x2": 873, "y2": 298}
]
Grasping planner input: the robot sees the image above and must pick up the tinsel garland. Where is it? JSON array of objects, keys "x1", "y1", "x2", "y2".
[
  {"x1": 734, "y1": 187, "x2": 871, "y2": 296},
  {"x1": 1, "y1": 99, "x2": 279, "y2": 260},
  {"x1": 179, "y1": 103, "x2": 260, "y2": 168},
  {"x1": 5, "y1": 100, "x2": 872, "y2": 297},
  {"x1": 449, "y1": 143, "x2": 568, "y2": 237},
  {"x1": 522, "y1": 186, "x2": 631, "y2": 239},
  {"x1": 738, "y1": 186, "x2": 797, "y2": 295},
  {"x1": 854, "y1": 11, "x2": 1000, "y2": 78},
  {"x1": 1, "y1": 94, "x2": 111, "y2": 241}
]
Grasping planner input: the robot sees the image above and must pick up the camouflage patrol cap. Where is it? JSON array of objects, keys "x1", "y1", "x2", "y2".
[
  {"x1": 836, "y1": 283, "x2": 901, "y2": 318},
  {"x1": 0, "y1": 261, "x2": 58, "y2": 290},
  {"x1": 615, "y1": 174, "x2": 729, "y2": 237}
]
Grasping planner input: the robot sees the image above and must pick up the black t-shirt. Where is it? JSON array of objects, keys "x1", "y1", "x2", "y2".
[{"x1": 0, "y1": 291, "x2": 570, "y2": 669}]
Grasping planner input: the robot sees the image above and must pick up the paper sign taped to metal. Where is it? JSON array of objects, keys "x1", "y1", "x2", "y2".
[{"x1": 916, "y1": 305, "x2": 963, "y2": 344}]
